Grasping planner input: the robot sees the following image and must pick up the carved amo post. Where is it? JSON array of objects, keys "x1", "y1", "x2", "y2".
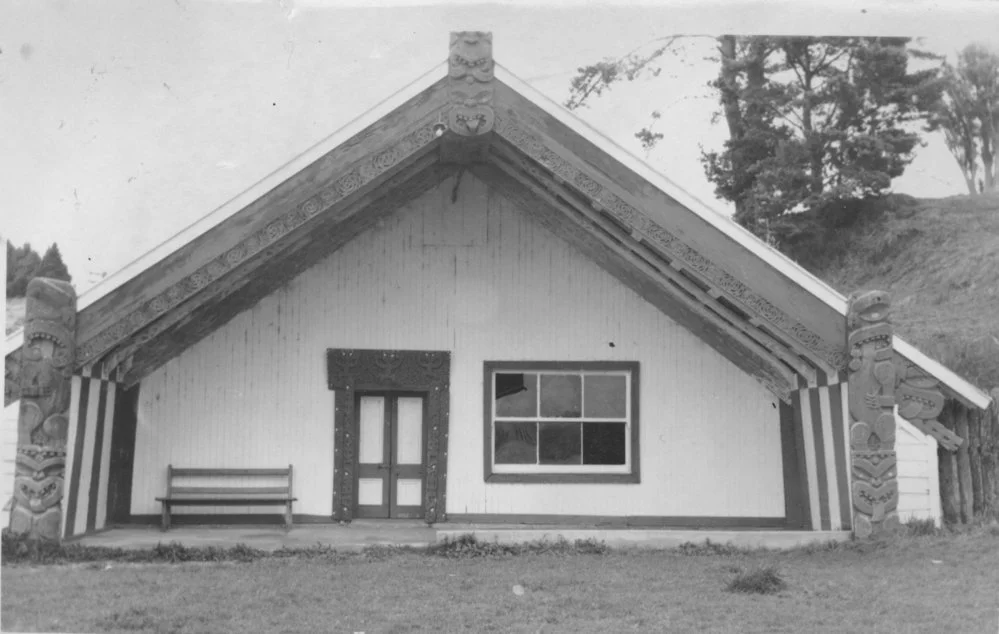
[
  {"x1": 847, "y1": 290, "x2": 901, "y2": 538},
  {"x1": 10, "y1": 278, "x2": 77, "y2": 541}
]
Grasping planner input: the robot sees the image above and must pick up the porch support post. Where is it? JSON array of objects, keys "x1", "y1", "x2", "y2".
[
  {"x1": 10, "y1": 278, "x2": 77, "y2": 542},
  {"x1": 846, "y1": 290, "x2": 900, "y2": 537}
]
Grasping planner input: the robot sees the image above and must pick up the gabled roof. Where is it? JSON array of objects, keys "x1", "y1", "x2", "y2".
[{"x1": 5, "y1": 33, "x2": 992, "y2": 414}]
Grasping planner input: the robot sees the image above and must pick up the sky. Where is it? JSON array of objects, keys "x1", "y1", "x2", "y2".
[{"x1": 2, "y1": 0, "x2": 999, "y2": 294}]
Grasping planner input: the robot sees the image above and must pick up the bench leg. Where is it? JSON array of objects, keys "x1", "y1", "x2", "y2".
[
  {"x1": 161, "y1": 502, "x2": 170, "y2": 532},
  {"x1": 285, "y1": 502, "x2": 293, "y2": 531}
]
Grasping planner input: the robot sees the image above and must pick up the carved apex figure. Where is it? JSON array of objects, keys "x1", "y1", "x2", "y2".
[
  {"x1": 847, "y1": 290, "x2": 900, "y2": 538},
  {"x1": 447, "y1": 31, "x2": 495, "y2": 136},
  {"x1": 10, "y1": 278, "x2": 76, "y2": 541}
]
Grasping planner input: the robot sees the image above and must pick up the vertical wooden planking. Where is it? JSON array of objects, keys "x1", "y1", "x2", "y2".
[
  {"x1": 954, "y1": 403, "x2": 974, "y2": 523},
  {"x1": 134, "y1": 173, "x2": 785, "y2": 521},
  {"x1": 94, "y1": 382, "x2": 117, "y2": 531},
  {"x1": 817, "y1": 386, "x2": 841, "y2": 531},
  {"x1": 796, "y1": 388, "x2": 822, "y2": 531}
]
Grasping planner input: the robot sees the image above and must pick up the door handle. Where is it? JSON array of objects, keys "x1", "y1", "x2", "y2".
[{"x1": 376, "y1": 463, "x2": 389, "y2": 471}]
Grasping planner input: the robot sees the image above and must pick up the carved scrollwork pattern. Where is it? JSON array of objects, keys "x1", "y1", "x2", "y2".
[
  {"x1": 448, "y1": 31, "x2": 494, "y2": 136},
  {"x1": 327, "y1": 349, "x2": 450, "y2": 524},
  {"x1": 494, "y1": 113, "x2": 847, "y2": 370},
  {"x1": 10, "y1": 278, "x2": 76, "y2": 541},
  {"x1": 847, "y1": 290, "x2": 901, "y2": 537}
]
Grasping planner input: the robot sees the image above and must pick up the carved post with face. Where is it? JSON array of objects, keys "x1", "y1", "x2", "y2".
[
  {"x1": 447, "y1": 31, "x2": 494, "y2": 137},
  {"x1": 846, "y1": 290, "x2": 901, "y2": 538},
  {"x1": 10, "y1": 278, "x2": 77, "y2": 541}
]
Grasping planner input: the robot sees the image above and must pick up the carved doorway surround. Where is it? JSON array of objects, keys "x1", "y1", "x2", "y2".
[{"x1": 326, "y1": 349, "x2": 451, "y2": 523}]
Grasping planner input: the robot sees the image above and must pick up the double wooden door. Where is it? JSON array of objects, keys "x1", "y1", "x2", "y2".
[{"x1": 354, "y1": 393, "x2": 426, "y2": 519}]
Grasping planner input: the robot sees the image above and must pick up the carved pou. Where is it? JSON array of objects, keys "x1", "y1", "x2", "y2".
[
  {"x1": 10, "y1": 278, "x2": 76, "y2": 541},
  {"x1": 846, "y1": 290, "x2": 900, "y2": 538}
]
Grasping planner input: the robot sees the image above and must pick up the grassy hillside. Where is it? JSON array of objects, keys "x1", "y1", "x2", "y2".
[{"x1": 780, "y1": 193, "x2": 999, "y2": 389}]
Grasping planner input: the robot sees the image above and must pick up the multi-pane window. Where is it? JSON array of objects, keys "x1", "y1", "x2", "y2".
[{"x1": 484, "y1": 362, "x2": 639, "y2": 483}]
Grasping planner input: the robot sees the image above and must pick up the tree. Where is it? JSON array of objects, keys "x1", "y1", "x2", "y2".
[
  {"x1": 5, "y1": 242, "x2": 72, "y2": 298},
  {"x1": 7, "y1": 243, "x2": 41, "y2": 298},
  {"x1": 929, "y1": 43, "x2": 999, "y2": 195},
  {"x1": 36, "y1": 243, "x2": 72, "y2": 284},
  {"x1": 567, "y1": 36, "x2": 942, "y2": 236}
]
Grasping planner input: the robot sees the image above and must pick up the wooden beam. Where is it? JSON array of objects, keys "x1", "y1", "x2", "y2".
[
  {"x1": 98, "y1": 147, "x2": 442, "y2": 376},
  {"x1": 489, "y1": 141, "x2": 818, "y2": 384},
  {"x1": 492, "y1": 83, "x2": 847, "y2": 369},
  {"x1": 122, "y1": 164, "x2": 455, "y2": 386},
  {"x1": 473, "y1": 162, "x2": 796, "y2": 401}
]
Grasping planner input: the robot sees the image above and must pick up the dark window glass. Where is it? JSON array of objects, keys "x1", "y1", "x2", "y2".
[
  {"x1": 584, "y1": 375, "x2": 627, "y2": 418},
  {"x1": 495, "y1": 373, "x2": 537, "y2": 418},
  {"x1": 495, "y1": 422, "x2": 537, "y2": 464},
  {"x1": 582, "y1": 422, "x2": 626, "y2": 465},
  {"x1": 539, "y1": 374, "x2": 582, "y2": 418},
  {"x1": 539, "y1": 422, "x2": 582, "y2": 465}
]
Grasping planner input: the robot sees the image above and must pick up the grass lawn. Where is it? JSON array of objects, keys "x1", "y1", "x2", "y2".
[{"x1": 3, "y1": 531, "x2": 999, "y2": 633}]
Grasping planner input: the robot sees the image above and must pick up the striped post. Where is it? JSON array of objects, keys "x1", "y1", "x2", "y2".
[{"x1": 10, "y1": 278, "x2": 77, "y2": 541}]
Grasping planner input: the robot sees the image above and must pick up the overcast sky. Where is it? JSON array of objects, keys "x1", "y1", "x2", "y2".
[{"x1": 3, "y1": 0, "x2": 999, "y2": 293}]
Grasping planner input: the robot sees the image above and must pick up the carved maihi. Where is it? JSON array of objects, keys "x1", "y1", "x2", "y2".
[
  {"x1": 11, "y1": 278, "x2": 77, "y2": 541},
  {"x1": 447, "y1": 31, "x2": 494, "y2": 136},
  {"x1": 846, "y1": 290, "x2": 902, "y2": 536}
]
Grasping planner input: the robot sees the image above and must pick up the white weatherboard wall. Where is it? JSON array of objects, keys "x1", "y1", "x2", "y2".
[
  {"x1": 133, "y1": 174, "x2": 785, "y2": 519},
  {"x1": 896, "y1": 416, "x2": 942, "y2": 526}
]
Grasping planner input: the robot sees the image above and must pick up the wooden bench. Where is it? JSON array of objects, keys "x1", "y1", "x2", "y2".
[{"x1": 155, "y1": 465, "x2": 296, "y2": 531}]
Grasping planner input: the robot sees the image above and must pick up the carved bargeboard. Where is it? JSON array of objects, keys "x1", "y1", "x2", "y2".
[
  {"x1": 10, "y1": 278, "x2": 77, "y2": 540},
  {"x1": 327, "y1": 349, "x2": 450, "y2": 523}
]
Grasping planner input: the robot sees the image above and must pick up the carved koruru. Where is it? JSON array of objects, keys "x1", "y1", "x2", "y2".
[
  {"x1": 10, "y1": 278, "x2": 77, "y2": 541},
  {"x1": 447, "y1": 31, "x2": 494, "y2": 136}
]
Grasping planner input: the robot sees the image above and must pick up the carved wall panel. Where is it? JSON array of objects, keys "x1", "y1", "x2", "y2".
[
  {"x1": 10, "y1": 278, "x2": 77, "y2": 541},
  {"x1": 447, "y1": 31, "x2": 494, "y2": 136},
  {"x1": 493, "y1": 114, "x2": 848, "y2": 371},
  {"x1": 327, "y1": 349, "x2": 450, "y2": 523}
]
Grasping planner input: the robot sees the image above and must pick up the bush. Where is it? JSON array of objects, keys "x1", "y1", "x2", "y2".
[
  {"x1": 1, "y1": 530, "x2": 266, "y2": 565},
  {"x1": 904, "y1": 518, "x2": 940, "y2": 537},
  {"x1": 676, "y1": 539, "x2": 744, "y2": 556},
  {"x1": 427, "y1": 534, "x2": 608, "y2": 559},
  {"x1": 726, "y1": 565, "x2": 786, "y2": 595}
]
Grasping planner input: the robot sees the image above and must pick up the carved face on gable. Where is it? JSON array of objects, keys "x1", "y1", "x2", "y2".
[{"x1": 850, "y1": 290, "x2": 891, "y2": 324}]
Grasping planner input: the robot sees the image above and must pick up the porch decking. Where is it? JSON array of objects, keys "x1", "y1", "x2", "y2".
[{"x1": 70, "y1": 521, "x2": 851, "y2": 552}]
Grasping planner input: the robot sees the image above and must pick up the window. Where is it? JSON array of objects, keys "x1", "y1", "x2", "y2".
[{"x1": 483, "y1": 361, "x2": 640, "y2": 483}]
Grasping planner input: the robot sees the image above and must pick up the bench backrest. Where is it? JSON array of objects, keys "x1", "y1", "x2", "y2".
[{"x1": 165, "y1": 465, "x2": 294, "y2": 498}]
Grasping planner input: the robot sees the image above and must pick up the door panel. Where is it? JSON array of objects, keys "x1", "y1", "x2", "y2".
[
  {"x1": 355, "y1": 396, "x2": 390, "y2": 518},
  {"x1": 357, "y1": 478, "x2": 384, "y2": 506},
  {"x1": 358, "y1": 397, "x2": 386, "y2": 464},
  {"x1": 354, "y1": 393, "x2": 426, "y2": 519},
  {"x1": 396, "y1": 397, "x2": 424, "y2": 464}
]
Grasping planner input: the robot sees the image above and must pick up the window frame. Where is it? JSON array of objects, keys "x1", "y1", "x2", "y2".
[{"x1": 483, "y1": 361, "x2": 640, "y2": 484}]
